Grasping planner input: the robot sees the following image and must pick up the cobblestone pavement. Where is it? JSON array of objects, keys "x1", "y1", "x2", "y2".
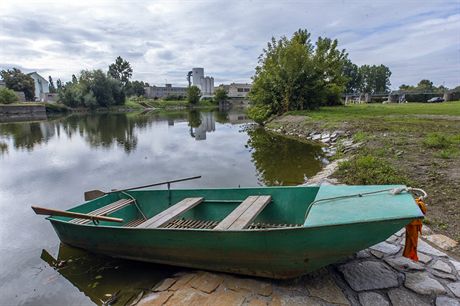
[{"x1": 134, "y1": 229, "x2": 460, "y2": 306}]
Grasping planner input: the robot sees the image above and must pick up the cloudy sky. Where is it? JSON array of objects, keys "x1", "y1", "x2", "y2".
[{"x1": 1, "y1": 0, "x2": 459, "y2": 89}]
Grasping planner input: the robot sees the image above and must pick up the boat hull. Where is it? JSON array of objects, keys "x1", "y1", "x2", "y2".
[{"x1": 50, "y1": 217, "x2": 410, "y2": 279}]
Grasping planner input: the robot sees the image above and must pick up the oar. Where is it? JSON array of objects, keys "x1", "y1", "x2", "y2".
[
  {"x1": 31, "y1": 206, "x2": 124, "y2": 223},
  {"x1": 84, "y1": 175, "x2": 202, "y2": 201}
]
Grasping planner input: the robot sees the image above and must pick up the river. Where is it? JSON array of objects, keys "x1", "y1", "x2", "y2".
[{"x1": 0, "y1": 109, "x2": 325, "y2": 305}]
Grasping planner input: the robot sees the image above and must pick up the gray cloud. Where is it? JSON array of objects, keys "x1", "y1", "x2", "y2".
[{"x1": 1, "y1": 0, "x2": 459, "y2": 88}]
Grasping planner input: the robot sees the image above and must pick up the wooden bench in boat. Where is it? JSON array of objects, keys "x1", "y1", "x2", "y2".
[
  {"x1": 69, "y1": 198, "x2": 135, "y2": 225},
  {"x1": 136, "y1": 197, "x2": 204, "y2": 229},
  {"x1": 214, "y1": 195, "x2": 271, "y2": 230}
]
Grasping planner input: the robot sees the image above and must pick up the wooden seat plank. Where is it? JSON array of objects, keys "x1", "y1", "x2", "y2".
[
  {"x1": 136, "y1": 197, "x2": 204, "y2": 229},
  {"x1": 70, "y1": 198, "x2": 134, "y2": 224},
  {"x1": 214, "y1": 195, "x2": 271, "y2": 230}
]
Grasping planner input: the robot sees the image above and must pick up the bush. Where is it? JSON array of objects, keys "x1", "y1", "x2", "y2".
[
  {"x1": 247, "y1": 104, "x2": 273, "y2": 125},
  {"x1": 0, "y1": 87, "x2": 19, "y2": 104}
]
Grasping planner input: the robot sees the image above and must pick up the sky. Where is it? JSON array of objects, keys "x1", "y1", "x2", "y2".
[{"x1": 1, "y1": 0, "x2": 459, "y2": 89}]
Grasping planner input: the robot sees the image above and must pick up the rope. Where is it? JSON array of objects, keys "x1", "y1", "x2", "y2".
[
  {"x1": 121, "y1": 191, "x2": 147, "y2": 220},
  {"x1": 304, "y1": 186, "x2": 428, "y2": 222}
]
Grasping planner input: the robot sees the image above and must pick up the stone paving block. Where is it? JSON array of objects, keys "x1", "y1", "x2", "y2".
[
  {"x1": 418, "y1": 240, "x2": 448, "y2": 257},
  {"x1": 165, "y1": 287, "x2": 208, "y2": 306},
  {"x1": 451, "y1": 260, "x2": 460, "y2": 272},
  {"x1": 384, "y1": 256, "x2": 425, "y2": 272},
  {"x1": 189, "y1": 272, "x2": 223, "y2": 293},
  {"x1": 418, "y1": 252, "x2": 433, "y2": 264},
  {"x1": 395, "y1": 228, "x2": 405, "y2": 237},
  {"x1": 404, "y1": 272, "x2": 446, "y2": 295},
  {"x1": 169, "y1": 273, "x2": 197, "y2": 291},
  {"x1": 270, "y1": 293, "x2": 323, "y2": 306},
  {"x1": 388, "y1": 288, "x2": 431, "y2": 306},
  {"x1": 137, "y1": 291, "x2": 174, "y2": 306},
  {"x1": 358, "y1": 292, "x2": 389, "y2": 306},
  {"x1": 386, "y1": 235, "x2": 400, "y2": 244},
  {"x1": 355, "y1": 250, "x2": 371, "y2": 259},
  {"x1": 436, "y1": 295, "x2": 460, "y2": 306},
  {"x1": 433, "y1": 260, "x2": 453, "y2": 274},
  {"x1": 370, "y1": 250, "x2": 385, "y2": 259},
  {"x1": 338, "y1": 261, "x2": 399, "y2": 291},
  {"x1": 370, "y1": 241, "x2": 401, "y2": 255},
  {"x1": 223, "y1": 276, "x2": 272, "y2": 296},
  {"x1": 153, "y1": 278, "x2": 176, "y2": 292},
  {"x1": 247, "y1": 298, "x2": 268, "y2": 306},
  {"x1": 447, "y1": 282, "x2": 460, "y2": 298},
  {"x1": 304, "y1": 269, "x2": 349, "y2": 305},
  {"x1": 203, "y1": 289, "x2": 247, "y2": 306},
  {"x1": 426, "y1": 234, "x2": 458, "y2": 251},
  {"x1": 432, "y1": 269, "x2": 457, "y2": 281}
]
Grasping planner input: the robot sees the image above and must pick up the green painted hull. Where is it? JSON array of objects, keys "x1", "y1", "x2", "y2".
[{"x1": 47, "y1": 185, "x2": 423, "y2": 279}]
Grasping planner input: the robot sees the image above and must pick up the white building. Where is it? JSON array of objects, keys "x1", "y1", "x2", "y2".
[
  {"x1": 227, "y1": 83, "x2": 251, "y2": 98},
  {"x1": 27, "y1": 72, "x2": 49, "y2": 101},
  {"x1": 144, "y1": 84, "x2": 188, "y2": 99},
  {"x1": 192, "y1": 67, "x2": 214, "y2": 96}
]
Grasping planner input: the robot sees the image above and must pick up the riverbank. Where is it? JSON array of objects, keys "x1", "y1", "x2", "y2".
[{"x1": 265, "y1": 101, "x2": 460, "y2": 257}]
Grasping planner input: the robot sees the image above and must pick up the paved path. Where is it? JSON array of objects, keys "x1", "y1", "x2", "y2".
[{"x1": 134, "y1": 230, "x2": 460, "y2": 306}]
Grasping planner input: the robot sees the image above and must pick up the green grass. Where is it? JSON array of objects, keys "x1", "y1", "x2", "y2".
[
  {"x1": 288, "y1": 101, "x2": 460, "y2": 121},
  {"x1": 352, "y1": 131, "x2": 370, "y2": 142},
  {"x1": 336, "y1": 154, "x2": 411, "y2": 185}
]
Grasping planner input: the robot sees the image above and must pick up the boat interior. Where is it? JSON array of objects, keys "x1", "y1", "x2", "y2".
[{"x1": 56, "y1": 186, "x2": 320, "y2": 230}]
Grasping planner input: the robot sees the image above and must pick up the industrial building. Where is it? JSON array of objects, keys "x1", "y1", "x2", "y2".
[
  {"x1": 217, "y1": 83, "x2": 252, "y2": 98},
  {"x1": 144, "y1": 84, "x2": 188, "y2": 99},
  {"x1": 191, "y1": 68, "x2": 214, "y2": 96}
]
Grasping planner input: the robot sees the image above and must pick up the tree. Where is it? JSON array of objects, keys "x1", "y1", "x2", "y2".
[
  {"x1": 359, "y1": 64, "x2": 391, "y2": 93},
  {"x1": 125, "y1": 80, "x2": 146, "y2": 97},
  {"x1": 214, "y1": 88, "x2": 228, "y2": 102},
  {"x1": 56, "y1": 79, "x2": 63, "y2": 91},
  {"x1": 108, "y1": 56, "x2": 133, "y2": 86},
  {"x1": 248, "y1": 29, "x2": 348, "y2": 122},
  {"x1": 48, "y1": 76, "x2": 57, "y2": 93},
  {"x1": 417, "y1": 79, "x2": 434, "y2": 92},
  {"x1": 0, "y1": 68, "x2": 35, "y2": 101},
  {"x1": 343, "y1": 59, "x2": 361, "y2": 93},
  {"x1": 187, "y1": 85, "x2": 201, "y2": 105}
]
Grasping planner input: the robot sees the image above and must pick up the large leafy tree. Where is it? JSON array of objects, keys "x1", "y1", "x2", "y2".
[
  {"x1": 359, "y1": 64, "x2": 391, "y2": 93},
  {"x1": 187, "y1": 85, "x2": 201, "y2": 105},
  {"x1": 214, "y1": 88, "x2": 228, "y2": 102},
  {"x1": 48, "y1": 76, "x2": 57, "y2": 93},
  {"x1": 0, "y1": 68, "x2": 35, "y2": 101},
  {"x1": 249, "y1": 29, "x2": 348, "y2": 121},
  {"x1": 125, "y1": 80, "x2": 147, "y2": 97},
  {"x1": 108, "y1": 56, "x2": 133, "y2": 86},
  {"x1": 343, "y1": 59, "x2": 361, "y2": 93}
]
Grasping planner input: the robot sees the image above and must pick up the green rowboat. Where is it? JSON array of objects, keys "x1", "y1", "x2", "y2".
[{"x1": 33, "y1": 185, "x2": 424, "y2": 279}]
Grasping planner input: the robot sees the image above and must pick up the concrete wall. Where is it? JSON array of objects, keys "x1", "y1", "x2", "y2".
[{"x1": 0, "y1": 104, "x2": 47, "y2": 122}]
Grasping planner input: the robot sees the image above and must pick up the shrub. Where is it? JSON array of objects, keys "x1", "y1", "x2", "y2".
[
  {"x1": 247, "y1": 104, "x2": 273, "y2": 125},
  {"x1": 0, "y1": 87, "x2": 19, "y2": 104}
]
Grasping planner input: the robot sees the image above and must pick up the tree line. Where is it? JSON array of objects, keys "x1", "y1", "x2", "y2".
[{"x1": 247, "y1": 29, "x2": 392, "y2": 123}]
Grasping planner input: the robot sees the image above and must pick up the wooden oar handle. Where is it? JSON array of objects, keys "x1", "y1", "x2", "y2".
[{"x1": 31, "y1": 206, "x2": 124, "y2": 223}]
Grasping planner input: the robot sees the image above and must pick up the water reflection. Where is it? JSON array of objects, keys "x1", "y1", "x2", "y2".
[{"x1": 0, "y1": 109, "x2": 325, "y2": 305}]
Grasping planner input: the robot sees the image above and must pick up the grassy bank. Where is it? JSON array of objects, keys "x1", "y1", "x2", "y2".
[
  {"x1": 268, "y1": 101, "x2": 460, "y2": 255},
  {"x1": 125, "y1": 97, "x2": 217, "y2": 110}
]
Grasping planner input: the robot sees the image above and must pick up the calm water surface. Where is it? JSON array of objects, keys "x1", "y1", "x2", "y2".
[{"x1": 0, "y1": 109, "x2": 324, "y2": 305}]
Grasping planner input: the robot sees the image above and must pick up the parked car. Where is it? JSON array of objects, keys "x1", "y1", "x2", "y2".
[{"x1": 427, "y1": 97, "x2": 444, "y2": 103}]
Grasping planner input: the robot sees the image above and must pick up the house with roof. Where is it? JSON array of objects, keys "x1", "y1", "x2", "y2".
[{"x1": 27, "y1": 72, "x2": 49, "y2": 101}]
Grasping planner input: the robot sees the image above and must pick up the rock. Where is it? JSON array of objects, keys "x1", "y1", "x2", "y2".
[
  {"x1": 153, "y1": 278, "x2": 176, "y2": 292},
  {"x1": 356, "y1": 250, "x2": 371, "y2": 259},
  {"x1": 370, "y1": 241, "x2": 401, "y2": 255},
  {"x1": 418, "y1": 240, "x2": 448, "y2": 257},
  {"x1": 222, "y1": 276, "x2": 272, "y2": 296},
  {"x1": 202, "y1": 290, "x2": 247, "y2": 306},
  {"x1": 426, "y1": 234, "x2": 459, "y2": 251},
  {"x1": 384, "y1": 256, "x2": 425, "y2": 271},
  {"x1": 418, "y1": 253, "x2": 433, "y2": 264},
  {"x1": 450, "y1": 260, "x2": 460, "y2": 272},
  {"x1": 312, "y1": 134, "x2": 321, "y2": 141},
  {"x1": 432, "y1": 270, "x2": 457, "y2": 281},
  {"x1": 433, "y1": 260, "x2": 453, "y2": 274},
  {"x1": 447, "y1": 282, "x2": 460, "y2": 298},
  {"x1": 388, "y1": 288, "x2": 431, "y2": 306},
  {"x1": 370, "y1": 250, "x2": 385, "y2": 259},
  {"x1": 395, "y1": 228, "x2": 405, "y2": 237},
  {"x1": 386, "y1": 235, "x2": 400, "y2": 244},
  {"x1": 304, "y1": 269, "x2": 350, "y2": 305},
  {"x1": 422, "y1": 225, "x2": 433, "y2": 236},
  {"x1": 164, "y1": 288, "x2": 208, "y2": 306},
  {"x1": 189, "y1": 272, "x2": 223, "y2": 293},
  {"x1": 322, "y1": 137, "x2": 331, "y2": 143},
  {"x1": 138, "y1": 291, "x2": 174, "y2": 306},
  {"x1": 270, "y1": 293, "x2": 322, "y2": 306},
  {"x1": 436, "y1": 296, "x2": 460, "y2": 306},
  {"x1": 338, "y1": 261, "x2": 399, "y2": 291},
  {"x1": 169, "y1": 273, "x2": 197, "y2": 291},
  {"x1": 247, "y1": 298, "x2": 268, "y2": 306},
  {"x1": 358, "y1": 292, "x2": 389, "y2": 306},
  {"x1": 404, "y1": 272, "x2": 446, "y2": 295}
]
